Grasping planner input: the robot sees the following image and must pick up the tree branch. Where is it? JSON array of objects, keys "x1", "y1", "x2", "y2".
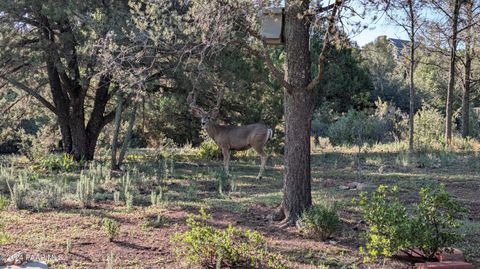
[
  {"x1": 243, "y1": 28, "x2": 295, "y2": 94},
  {"x1": 307, "y1": 0, "x2": 343, "y2": 92},
  {"x1": 1, "y1": 76, "x2": 57, "y2": 114}
]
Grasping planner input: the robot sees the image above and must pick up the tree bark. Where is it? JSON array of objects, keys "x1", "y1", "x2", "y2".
[
  {"x1": 462, "y1": 0, "x2": 474, "y2": 138},
  {"x1": 117, "y1": 102, "x2": 138, "y2": 168},
  {"x1": 111, "y1": 95, "x2": 125, "y2": 170},
  {"x1": 279, "y1": 0, "x2": 314, "y2": 225},
  {"x1": 445, "y1": 0, "x2": 461, "y2": 146},
  {"x1": 408, "y1": 0, "x2": 416, "y2": 152}
]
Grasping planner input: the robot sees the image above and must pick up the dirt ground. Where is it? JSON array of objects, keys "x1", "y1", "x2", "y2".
[{"x1": 1, "y1": 147, "x2": 479, "y2": 268}]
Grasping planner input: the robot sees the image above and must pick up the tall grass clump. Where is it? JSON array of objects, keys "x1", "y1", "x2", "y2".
[
  {"x1": 6, "y1": 172, "x2": 28, "y2": 210},
  {"x1": 76, "y1": 172, "x2": 95, "y2": 208},
  {"x1": 297, "y1": 201, "x2": 341, "y2": 240}
]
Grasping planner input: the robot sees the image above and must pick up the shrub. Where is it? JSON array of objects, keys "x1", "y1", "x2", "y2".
[
  {"x1": 26, "y1": 183, "x2": 64, "y2": 211},
  {"x1": 213, "y1": 169, "x2": 230, "y2": 195},
  {"x1": 0, "y1": 195, "x2": 9, "y2": 211},
  {"x1": 6, "y1": 172, "x2": 28, "y2": 210},
  {"x1": 297, "y1": 202, "x2": 341, "y2": 240},
  {"x1": 0, "y1": 221, "x2": 11, "y2": 245},
  {"x1": 412, "y1": 105, "x2": 447, "y2": 150},
  {"x1": 412, "y1": 186, "x2": 468, "y2": 259},
  {"x1": 357, "y1": 184, "x2": 468, "y2": 262},
  {"x1": 357, "y1": 185, "x2": 410, "y2": 261},
  {"x1": 102, "y1": 218, "x2": 120, "y2": 242},
  {"x1": 196, "y1": 139, "x2": 222, "y2": 160},
  {"x1": 141, "y1": 215, "x2": 168, "y2": 230},
  {"x1": 172, "y1": 208, "x2": 286, "y2": 269},
  {"x1": 327, "y1": 109, "x2": 392, "y2": 146}
]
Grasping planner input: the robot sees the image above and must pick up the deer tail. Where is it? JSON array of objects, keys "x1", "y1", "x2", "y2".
[{"x1": 267, "y1": 128, "x2": 273, "y2": 141}]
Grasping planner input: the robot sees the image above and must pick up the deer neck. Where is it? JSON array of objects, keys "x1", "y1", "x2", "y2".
[{"x1": 205, "y1": 122, "x2": 221, "y2": 141}]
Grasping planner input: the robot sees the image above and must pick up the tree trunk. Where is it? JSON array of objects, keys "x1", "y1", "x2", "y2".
[
  {"x1": 408, "y1": 0, "x2": 415, "y2": 152},
  {"x1": 117, "y1": 103, "x2": 138, "y2": 168},
  {"x1": 59, "y1": 121, "x2": 73, "y2": 153},
  {"x1": 462, "y1": 0, "x2": 473, "y2": 138},
  {"x1": 111, "y1": 96, "x2": 125, "y2": 170},
  {"x1": 445, "y1": 0, "x2": 461, "y2": 146},
  {"x1": 70, "y1": 98, "x2": 88, "y2": 161},
  {"x1": 279, "y1": 0, "x2": 313, "y2": 225}
]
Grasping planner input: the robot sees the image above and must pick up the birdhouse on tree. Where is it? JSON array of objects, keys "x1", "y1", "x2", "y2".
[{"x1": 260, "y1": 7, "x2": 284, "y2": 45}]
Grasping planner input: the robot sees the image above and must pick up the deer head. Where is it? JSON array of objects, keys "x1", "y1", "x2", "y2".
[{"x1": 188, "y1": 90, "x2": 223, "y2": 129}]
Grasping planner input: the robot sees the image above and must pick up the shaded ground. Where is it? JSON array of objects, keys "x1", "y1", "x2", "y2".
[{"x1": 0, "y1": 145, "x2": 479, "y2": 268}]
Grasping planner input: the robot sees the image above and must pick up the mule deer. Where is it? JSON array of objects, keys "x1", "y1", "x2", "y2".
[{"x1": 188, "y1": 91, "x2": 273, "y2": 179}]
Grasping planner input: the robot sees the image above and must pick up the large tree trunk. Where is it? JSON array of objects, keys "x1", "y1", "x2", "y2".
[
  {"x1": 462, "y1": 0, "x2": 474, "y2": 138},
  {"x1": 283, "y1": 90, "x2": 314, "y2": 224},
  {"x1": 279, "y1": 0, "x2": 313, "y2": 225},
  {"x1": 445, "y1": 0, "x2": 461, "y2": 146}
]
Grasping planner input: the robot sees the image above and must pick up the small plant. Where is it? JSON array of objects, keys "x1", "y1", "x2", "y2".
[
  {"x1": 141, "y1": 215, "x2": 168, "y2": 230},
  {"x1": 76, "y1": 173, "x2": 95, "y2": 208},
  {"x1": 0, "y1": 195, "x2": 9, "y2": 211},
  {"x1": 196, "y1": 139, "x2": 222, "y2": 160},
  {"x1": 0, "y1": 220, "x2": 11, "y2": 245},
  {"x1": 65, "y1": 239, "x2": 73, "y2": 254},
  {"x1": 102, "y1": 218, "x2": 120, "y2": 242},
  {"x1": 297, "y1": 202, "x2": 341, "y2": 240},
  {"x1": 214, "y1": 169, "x2": 229, "y2": 195},
  {"x1": 150, "y1": 190, "x2": 163, "y2": 207},
  {"x1": 185, "y1": 181, "x2": 198, "y2": 200},
  {"x1": 105, "y1": 252, "x2": 116, "y2": 269},
  {"x1": 125, "y1": 191, "x2": 133, "y2": 211},
  {"x1": 113, "y1": 191, "x2": 121, "y2": 205},
  {"x1": 171, "y1": 208, "x2": 286, "y2": 269},
  {"x1": 6, "y1": 173, "x2": 28, "y2": 210},
  {"x1": 39, "y1": 154, "x2": 80, "y2": 172},
  {"x1": 357, "y1": 184, "x2": 468, "y2": 262}
]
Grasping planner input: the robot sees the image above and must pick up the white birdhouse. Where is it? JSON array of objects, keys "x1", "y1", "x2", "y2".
[{"x1": 260, "y1": 7, "x2": 284, "y2": 45}]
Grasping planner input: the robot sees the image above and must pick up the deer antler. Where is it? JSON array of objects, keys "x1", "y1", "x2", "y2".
[
  {"x1": 210, "y1": 90, "x2": 223, "y2": 118},
  {"x1": 187, "y1": 90, "x2": 207, "y2": 117}
]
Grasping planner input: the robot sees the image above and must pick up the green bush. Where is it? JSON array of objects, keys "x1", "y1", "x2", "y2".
[
  {"x1": 468, "y1": 108, "x2": 480, "y2": 138},
  {"x1": 412, "y1": 105, "x2": 447, "y2": 150},
  {"x1": 412, "y1": 186, "x2": 468, "y2": 258},
  {"x1": 102, "y1": 218, "x2": 120, "y2": 242},
  {"x1": 357, "y1": 184, "x2": 468, "y2": 262},
  {"x1": 38, "y1": 154, "x2": 82, "y2": 172},
  {"x1": 0, "y1": 195, "x2": 9, "y2": 211},
  {"x1": 327, "y1": 109, "x2": 391, "y2": 146},
  {"x1": 213, "y1": 169, "x2": 230, "y2": 194},
  {"x1": 196, "y1": 139, "x2": 222, "y2": 160},
  {"x1": 297, "y1": 202, "x2": 341, "y2": 240},
  {"x1": 0, "y1": 221, "x2": 11, "y2": 245},
  {"x1": 171, "y1": 208, "x2": 286, "y2": 269},
  {"x1": 141, "y1": 215, "x2": 168, "y2": 230}
]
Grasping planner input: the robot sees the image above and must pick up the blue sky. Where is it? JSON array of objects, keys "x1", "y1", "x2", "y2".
[{"x1": 348, "y1": 14, "x2": 409, "y2": 47}]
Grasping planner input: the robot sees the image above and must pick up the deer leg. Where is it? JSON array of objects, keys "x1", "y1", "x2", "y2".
[
  {"x1": 255, "y1": 148, "x2": 267, "y2": 179},
  {"x1": 222, "y1": 148, "x2": 230, "y2": 175}
]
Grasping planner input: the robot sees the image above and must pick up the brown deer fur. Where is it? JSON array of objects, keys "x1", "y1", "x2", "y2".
[{"x1": 189, "y1": 92, "x2": 272, "y2": 179}]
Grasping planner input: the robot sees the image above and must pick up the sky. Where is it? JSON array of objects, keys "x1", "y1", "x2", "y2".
[
  {"x1": 348, "y1": 13, "x2": 409, "y2": 47},
  {"x1": 350, "y1": 19, "x2": 409, "y2": 47}
]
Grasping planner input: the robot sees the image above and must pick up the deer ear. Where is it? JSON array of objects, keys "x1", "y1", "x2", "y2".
[
  {"x1": 190, "y1": 107, "x2": 204, "y2": 118},
  {"x1": 210, "y1": 108, "x2": 219, "y2": 119}
]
